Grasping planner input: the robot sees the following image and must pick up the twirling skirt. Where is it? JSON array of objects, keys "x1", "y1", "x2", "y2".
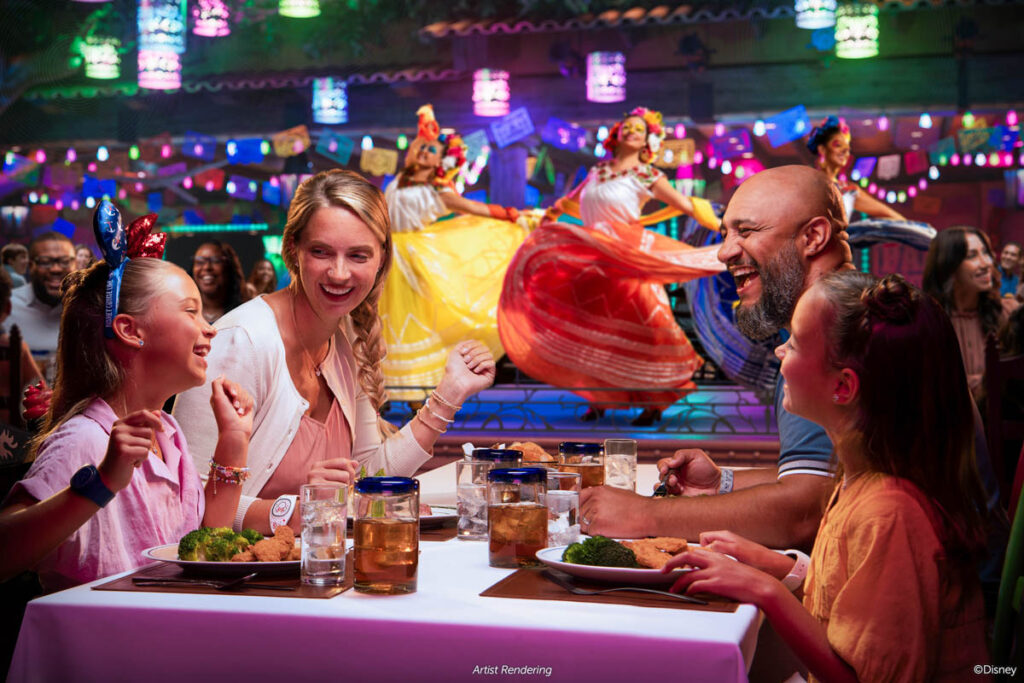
[
  {"x1": 497, "y1": 219, "x2": 725, "y2": 410},
  {"x1": 381, "y1": 214, "x2": 529, "y2": 401}
]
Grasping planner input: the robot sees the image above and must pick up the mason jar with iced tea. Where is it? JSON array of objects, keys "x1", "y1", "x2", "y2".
[
  {"x1": 487, "y1": 467, "x2": 547, "y2": 568},
  {"x1": 353, "y1": 477, "x2": 419, "y2": 594},
  {"x1": 558, "y1": 442, "x2": 605, "y2": 488}
]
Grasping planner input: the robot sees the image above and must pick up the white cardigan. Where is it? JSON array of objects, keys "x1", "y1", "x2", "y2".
[{"x1": 173, "y1": 297, "x2": 431, "y2": 530}]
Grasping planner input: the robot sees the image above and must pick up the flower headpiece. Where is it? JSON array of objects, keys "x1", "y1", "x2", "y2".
[
  {"x1": 435, "y1": 132, "x2": 468, "y2": 185},
  {"x1": 416, "y1": 104, "x2": 440, "y2": 142},
  {"x1": 806, "y1": 115, "x2": 850, "y2": 154},
  {"x1": 92, "y1": 199, "x2": 167, "y2": 338},
  {"x1": 602, "y1": 106, "x2": 666, "y2": 163}
]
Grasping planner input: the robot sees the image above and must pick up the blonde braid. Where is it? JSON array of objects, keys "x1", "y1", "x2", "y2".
[{"x1": 350, "y1": 298, "x2": 397, "y2": 439}]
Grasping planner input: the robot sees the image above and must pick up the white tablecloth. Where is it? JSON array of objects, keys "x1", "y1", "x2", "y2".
[{"x1": 10, "y1": 463, "x2": 761, "y2": 683}]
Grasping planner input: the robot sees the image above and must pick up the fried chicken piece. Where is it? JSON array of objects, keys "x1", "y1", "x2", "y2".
[
  {"x1": 649, "y1": 537, "x2": 689, "y2": 554},
  {"x1": 287, "y1": 546, "x2": 302, "y2": 561},
  {"x1": 231, "y1": 550, "x2": 255, "y2": 562},
  {"x1": 621, "y1": 539, "x2": 673, "y2": 569},
  {"x1": 252, "y1": 538, "x2": 289, "y2": 562},
  {"x1": 273, "y1": 525, "x2": 295, "y2": 547}
]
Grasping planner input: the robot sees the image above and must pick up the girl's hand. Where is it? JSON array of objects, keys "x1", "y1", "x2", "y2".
[
  {"x1": 437, "y1": 341, "x2": 496, "y2": 404},
  {"x1": 210, "y1": 376, "x2": 254, "y2": 438},
  {"x1": 664, "y1": 547, "x2": 781, "y2": 606},
  {"x1": 698, "y1": 530, "x2": 795, "y2": 580},
  {"x1": 98, "y1": 410, "x2": 164, "y2": 492},
  {"x1": 306, "y1": 457, "x2": 359, "y2": 486}
]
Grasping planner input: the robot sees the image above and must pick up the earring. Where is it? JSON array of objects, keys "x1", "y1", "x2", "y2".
[
  {"x1": 832, "y1": 393, "x2": 839, "y2": 403},
  {"x1": 138, "y1": 340, "x2": 145, "y2": 348}
]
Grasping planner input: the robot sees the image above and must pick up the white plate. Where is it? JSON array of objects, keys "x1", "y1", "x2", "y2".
[
  {"x1": 421, "y1": 505, "x2": 457, "y2": 529},
  {"x1": 535, "y1": 545, "x2": 693, "y2": 586},
  {"x1": 141, "y1": 543, "x2": 299, "y2": 576}
]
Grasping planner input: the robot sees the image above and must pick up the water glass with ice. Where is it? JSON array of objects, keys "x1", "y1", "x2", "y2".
[
  {"x1": 545, "y1": 471, "x2": 580, "y2": 547},
  {"x1": 300, "y1": 484, "x2": 347, "y2": 587},
  {"x1": 604, "y1": 439, "x2": 638, "y2": 491},
  {"x1": 456, "y1": 460, "x2": 492, "y2": 541}
]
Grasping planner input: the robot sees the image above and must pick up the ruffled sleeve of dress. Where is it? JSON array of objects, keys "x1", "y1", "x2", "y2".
[{"x1": 384, "y1": 179, "x2": 449, "y2": 233}]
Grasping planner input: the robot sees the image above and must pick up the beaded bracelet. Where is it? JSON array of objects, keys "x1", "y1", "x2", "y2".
[
  {"x1": 430, "y1": 390, "x2": 462, "y2": 411},
  {"x1": 424, "y1": 398, "x2": 455, "y2": 424},
  {"x1": 416, "y1": 407, "x2": 447, "y2": 434},
  {"x1": 208, "y1": 460, "x2": 251, "y2": 494}
]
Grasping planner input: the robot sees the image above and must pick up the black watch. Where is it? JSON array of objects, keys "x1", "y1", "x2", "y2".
[{"x1": 70, "y1": 465, "x2": 115, "y2": 508}]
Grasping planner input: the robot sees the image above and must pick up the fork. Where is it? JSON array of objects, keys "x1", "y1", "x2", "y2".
[{"x1": 542, "y1": 570, "x2": 707, "y2": 605}]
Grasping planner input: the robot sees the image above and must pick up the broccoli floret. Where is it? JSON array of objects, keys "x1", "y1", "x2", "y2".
[
  {"x1": 177, "y1": 529, "x2": 208, "y2": 561},
  {"x1": 203, "y1": 536, "x2": 237, "y2": 562},
  {"x1": 239, "y1": 528, "x2": 262, "y2": 545},
  {"x1": 208, "y1": 527, "x2": 234, "y2": 538},
  {"x1": 562, "y1": 541, "x2": 594, "y2": 565},
  {"x1": 561, "y1": 536, "x2": 638, "y2": 568},
  {"x1": 591, "y1": 540, "x2": 639, "y2": 568}
]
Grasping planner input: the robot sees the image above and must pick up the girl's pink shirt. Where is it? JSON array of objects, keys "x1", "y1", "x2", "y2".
[{"x1": 8, "y1": 398, "x2": 204, "y2": 592}]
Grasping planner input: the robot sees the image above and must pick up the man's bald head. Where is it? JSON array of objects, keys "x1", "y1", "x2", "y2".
[
  {"x1": 718, "y1": 165, "x2": 852, "y2": 339},
  {"x1": 731, "y1": 165, "x2": 850, "y2": 261}
]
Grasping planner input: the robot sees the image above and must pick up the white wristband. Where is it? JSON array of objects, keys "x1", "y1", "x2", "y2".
[
  {"x1": 270, "y1": 495, "x2": 297, "y2": 532},
  {"x1": 782, "y1": 549, "x2": 810, "y2": 591},
  {"x1": 717, "y1": 468, "x2": 734, "y2": 495}
]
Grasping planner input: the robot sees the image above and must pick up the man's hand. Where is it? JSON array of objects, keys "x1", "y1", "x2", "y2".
[
  {"x1": 579, "y1": 486, "x2": 655, "y2": 538},
  {"x1": 656, "y1": 448, "x2": 721, "y2": 496}
]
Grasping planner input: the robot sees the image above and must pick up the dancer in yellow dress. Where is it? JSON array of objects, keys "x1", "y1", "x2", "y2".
[{"x1": 380, "y1": 105, "x2": 531, "y2": 402}]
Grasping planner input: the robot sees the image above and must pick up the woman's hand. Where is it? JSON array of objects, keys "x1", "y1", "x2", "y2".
[
  {"x1": 307, "y1": 458, "x2": 359, "y2": 486},
  {"x1": 98, "y1": 410, "x2": 164, "y2": 493},
  {"x1": 664, "y1": 546, "x2": 782, "y2": 607},
  {"x1": 436, "y1": 341, "x2": 496, "y2": 404},
  {"x1": 698, "y1": 530, "x2": 795, "y2": 580},
  {"x1": 209, "y1": 376, "x2": 255, "y2": 438}
]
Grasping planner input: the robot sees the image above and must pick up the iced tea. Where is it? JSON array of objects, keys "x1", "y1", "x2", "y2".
[
  {"x1": 353, "y1": 518, "x2": 418, "y2": 594},
  {"x1": 487, "y1": 502, "x2": 547, "y2": 568},
  {"x1": 558, "y1": 462, "x2": 605, "y2": 488}
]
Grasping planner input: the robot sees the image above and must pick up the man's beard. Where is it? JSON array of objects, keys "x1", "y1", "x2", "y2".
[
  {"x1": 734, "y1": 242, "x2": 807, "y2": 340},
  {"x1": 32, "y1": 277, "x2": 61, "y2": 307}
]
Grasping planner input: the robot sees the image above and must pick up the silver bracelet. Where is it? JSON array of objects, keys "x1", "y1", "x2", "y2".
[{"x1": 717, "y1": 467, "x2": 734, "y2": 495}]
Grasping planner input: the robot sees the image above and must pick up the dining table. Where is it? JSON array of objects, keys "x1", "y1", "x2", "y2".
[{"x1": 8, "y1": 463, "x2": 763, "y2": 682}]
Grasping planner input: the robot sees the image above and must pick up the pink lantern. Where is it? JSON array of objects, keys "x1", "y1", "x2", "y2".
[
  {"x1": 193, "y1": 0, "x2": 230, "y2": 37},
  {"x1": 161, "y1": 143, "x2": 172, "y2": 158},
  {"x1": 1008, "y1": 110, "x2": 1019, "y2": 127},
  {"x1": 908, "y1": 186, "x2": 917, "y2": 197},
  {"x1": 472, "y1": 69, "x2": 510, "y2": 117},
  {"x1": 138, "y1": 50, "x2": 182, "y2": 90},
  {"x1": 585, "y1": 52, "x2": 626, "y2": 104},
  {"x1": 918, "y1": 179, "x2": 927, "y2": 190}
]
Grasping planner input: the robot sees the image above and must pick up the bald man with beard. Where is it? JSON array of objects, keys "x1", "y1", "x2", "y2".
[{"x1": 580, "y1": 166, "x2": 852, "y2": 549}]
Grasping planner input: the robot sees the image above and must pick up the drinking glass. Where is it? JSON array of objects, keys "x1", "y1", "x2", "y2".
[
  {"x1": 487, "y1": 468, "x2": 547, "y2": 568},
  {"x1": 545, "y1": 471, "x2": 580, "y2": 546},
  {"x1": 353, "y1": 477, "x2": 419, "y2": 594},
  {"x1": 558, "y1": 442, "x2": 605, "y2": 488},
  {"x1": 604, "y1": 439, "x2": 638, "y2": 491},
  {"x1": 300, "y1": 484, "x2": 347, "y2": 587},
  {"x1": 456, "y1": 460, "x2": 491, "y2": 541}
]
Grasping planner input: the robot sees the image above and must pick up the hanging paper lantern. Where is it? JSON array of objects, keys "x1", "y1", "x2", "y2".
[
  {"x1": 312, "y1": 78, "x2": 348, "y2": 125},
  {"x1": 918, "y1": 112, "x2": 932, "y2": 129},
  {"x1": 279, "y1": 0, "x2": 320, "y2": 18},
  {"x1": 794, "y1": 0, "x2": 837, "y2": 29},
  {"x1": 877, "y1": 115, "x2": 889, "y2": 131},
  {"x1": 586, "y1": 52, "x2": 626, "y2": 104},
  {"x1": 97, "y1": 146, "x2": 109, "y2": 162},
  {"x1": 928, "y1": 165, "x2": 939, "y2": 180},
  {"x1": 34, "y1": 150, "x2": 46, "y2": 164},
  {"x1": 138, "y1": 50, "x2": 182, "y2": 90},
  {"x1": 835, "y1": 3, "x2": 879, "y2": 59},
  {"x1": 193, "y1": 0, "x2": 230, "y2": 37},
  {"x1": 138, "y1": 0, "x2": 187, "y2": 54},
  {"x1": 908, "y1": 186, "x2": 917, "y2": 197},
  {"x1": 674, "y1": 124, "x2": 686, "y2": 139},
  {"x1": 752, "y1": 120, "x2": 766, "y2": 137},
  {"x1": 1008, "y1": 110, "x2": 1019, "y2": 127},
  {"x1": 80, "y1": 37, "x2": 121, "y2": 79},
  {"x1": 472, "y1": 69, "x2": 511, "y2": 117},
  {"x1": 66, "y1": 148, "x2": 77, "y2": 163}
]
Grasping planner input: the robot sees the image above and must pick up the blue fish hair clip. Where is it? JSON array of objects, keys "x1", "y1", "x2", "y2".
[{"x1": 92, "y1": 200, "x2": 167, "y2": 338}]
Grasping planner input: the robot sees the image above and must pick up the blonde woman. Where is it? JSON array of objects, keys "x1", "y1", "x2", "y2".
[{"x1": 174, "y1": 169, "x2": 495, "y2": 534}]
